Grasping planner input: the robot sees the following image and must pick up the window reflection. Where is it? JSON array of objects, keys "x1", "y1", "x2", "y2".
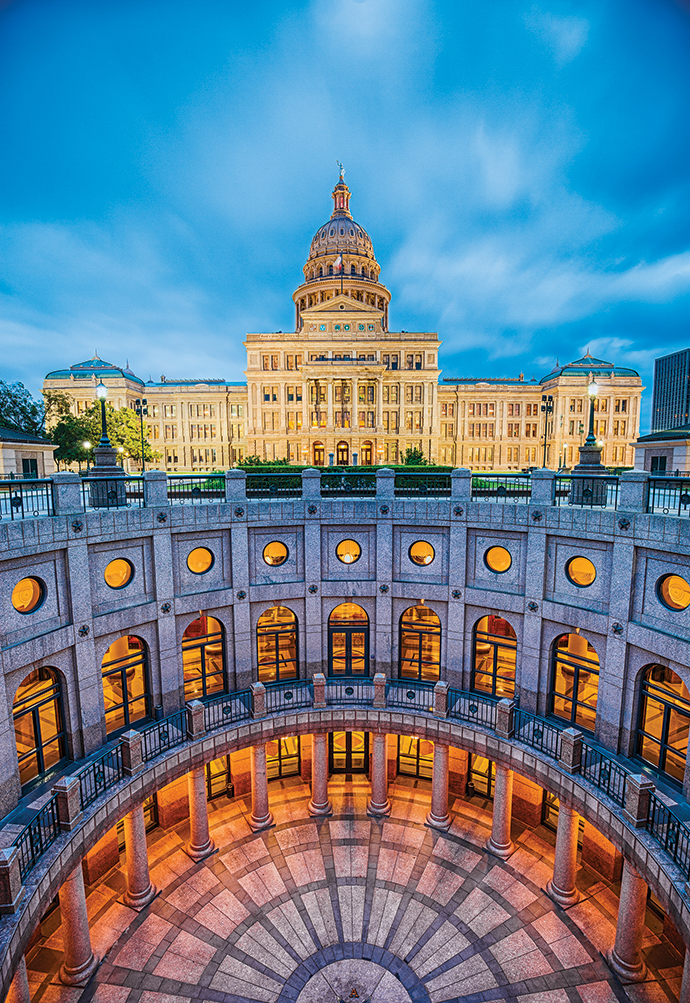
[
  {"x1": 472, "y1": 616, "x2": 517, "y2": 698},
  {"x1": 182, "y1": 616, "x2": 226, "y2": 701},
  {"x1": 101, "y1": 636, "x2": 150, "y2": 736},
  {"x1": 257, "y1": 607, "x2": 298, "y2": 682},
  {"x1": 397, "y1": 735, "x2": 434, "y2": 779},
  {"x1": 549, "y1": 633, "x2": 599, "y2": 732},
  {"x1": 637, "y1": 664, "x2": 690, "y2": 785},
  {"x1": 13, "y1": 667, "x2": 67, "y2": 788},
  {"x1": 399, "y1": 605, "x2": 441, "y2": 682},
  {"x1": 266, "y1": 737, "x2": 301, "y2": 779}
]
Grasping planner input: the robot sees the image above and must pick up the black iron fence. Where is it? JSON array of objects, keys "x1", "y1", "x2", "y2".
[
  {"x1": 141, "y1": 710, "x2": 187, "y2": 761},
  {"x1": 647, "y1": 793, "x2": 690, "y2": 878},
  {"x1": 81, "y1": 476, "x2": 144, "y2": 511},
  {"x1": 245, "y1": 473, "x2": 302, "y2": 499},
  {"x1": 471, "y1": 474, "x2": 531, "y2": 504},
  {"x1": 0, "y1": 478, "x2": 53, "y2": 520},
  {"x1": 513, "y1": 708, "x2": 562, "y2": 758},
  {"x1": 325, "y1": 677, "x2": 374, "y2": 705},
  {"x1": 264, "y1": 679, "x2": 313, "y2": 713},
  {"x1": 647, "y1": 477, "x2": 690, "y2": 518},
  {"x1": 320, "y1": 472, "x2": 377, "y2": 497},
  {"x1": 167, "y1": 474, "x2": 224, "y2": 504},
  {"x1": 385, "y1": 678, "x2": 436, "y2": 711},
  {"x1": 580, "y1": 742, "x2": 627, "y2": 807},
  {"x1": 203, "y1": 689, "x2": 252, "y2": 731},
  {"x1": 394, "y1": 473, "x2": 451, "y2": 498},
  {"x1": 77, "y1": 744, "x2": 125, "y2": 811},
  {"x1": 554, "y1": 475, "x2": 619, "y2": 509},
  {"x1": 447, "y1": 688, "x2": 498, "y2": 728},
  {"x1": 13, "y1": 794, "x2": 61, "y2": 880}
]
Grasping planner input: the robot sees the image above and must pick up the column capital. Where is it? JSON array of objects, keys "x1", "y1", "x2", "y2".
[
  {"x1": 53, "y1": 776, "x2": 83, "y2": 831},
  {"x1": 120, "y1": 730, "x2": 143, "y2": 777}
]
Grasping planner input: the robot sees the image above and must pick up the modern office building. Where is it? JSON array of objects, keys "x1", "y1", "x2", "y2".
[{"x1": 651, "y1": 349, "x2": 690, "y2": 433}]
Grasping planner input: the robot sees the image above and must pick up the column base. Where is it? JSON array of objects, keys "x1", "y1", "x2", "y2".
[
  {"x1": 367, "y1": 799, "x2": 391, "y2": 817},
  {"x1": 546, "y1": 878, "x2": 580, "y2": 908},
  {"x1": 249, "y1": 811, "x2": 275, "y2": 831},
  {"x1": 484, "y1": 835, "x2": 516, "y2": 860},
  {"x1": 122, "y1": 882, "x2": 158, "y2": 911},
  {"x1": 59, "y1": 951, "x2": 100, "y2": 987},
  {"x1": 426, "y1": 811, "x2": 451, "y2": 831},
  {"x1": 308, "y1": 800, "x2": 332, "y2": 817},
  {"x1": 185, "y1": 839, "x2": 217, "y2": 863},
  {"x1": 607, "y1": 948, "x2": 648, "y2": 983}
]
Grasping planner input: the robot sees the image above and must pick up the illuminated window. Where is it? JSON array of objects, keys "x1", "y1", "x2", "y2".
[
  {"x1": 187, "y1": 547, "x2": 214, "y2": 574},
  {"x1": 11, "y1": 577, "x2": 45, "y2": 613},
  {"x1": 266, "y1": 736, "x2": 301, "y2": 779},
  {"x1": 399, "y1": 605, "x2": 441, "y2": 682},
  {"x1": 657, "y1": 574, "x2": 690, "y2": 611},
  {"x1": 104, "y1": 558, "x2": 134, "y2": 589},
  {"x1": 13, "y1": 667, "x2": 67, "y2": 788},
  {"x1": 408, "y1": 541, "x2": 435, "y2": 566},
  {"x1": 336, "y1": 539, "x2": 361, "y2": 564},
  {"x1": 397, "y1": 736, "x2": 434, "y2": 779},
  {"x1": 484, "y1": 546, "x2": 511, "y2": 573},
  {"x1": 328, "y1": 603, "x2": 369, "y2": 676},
  {"x1": 637, "y1": 665, "x2": 690, "y2": 786},
  {"x1": 565, "y1": 556, "x2": 596, "y2": 587},
  {"x1": 472, "y1": 616, "x2": 516, "y2": 698},
  {"x1": 549, "y1": 633, "x2": 599, "y2": 732},
  {"x1": 182, "y1": 615, "x2": 226, "y2": 701},
  {"x1": 101, "y1": 636, "x2": 150, "y2": 735},
  {"x1": 263, "y1": 541, "x2": 289, "y2": 566},
  {"x1": 257, "y1": 606, "x2": 298, "y2": 683}
]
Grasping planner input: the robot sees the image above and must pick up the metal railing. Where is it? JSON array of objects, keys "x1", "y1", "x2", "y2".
[
  {"x1": 141, "y1": 710, "x2": 187, "y2": 762},
  {"x1": 167, "y1": 474, "x2": 225, "y2": 504},
  {"x1": 647, "y1": 794, "x2": 690, "y2": 878},
  {"x1": 580, "y1": 742, "x2": 627, "y2": 808},
  {"x1": 245, "y1": 473, "x2": 302, "y2": 499},
  {"x1": 471, "y1": 473, "x2": 531, "y2": 504},
  {"x1": 264, "y1": 679, "x2": 313, "y2": 713},
  {"x1": 320, "y1": 472, "x2": 376, "y2": 497},
  {"x1": 447, "y1": 688, "x2": 498, "y2": 728},
  {"x1": 13, "y1": 794, "x2": 61, "y2": 880},
  {"x1": 647, "y1": 477, "x2": 690, "y2": 518},
  {"x1": 81, "y1": 476, "x2": 144, "y2": 511},
  {"x1": 77, "y1": 744, "x2": 125, "y2": 811},
  {"x1": 326, "y1": 677, "x2": 374, "y2": 705},
  {"x1": 0, "y1": 478, "x2": 53, "y2": 520},
  {"x1": 513, "y1": 708, "x2": 562, "y2": 758},
  {"x1": 554, "y1": 475, "x2": 619, "y2": 509},
  {"x1": 394, "y1": 473, "x2": 451, "y2": 498},
  {"x1": 385, "y1": 678, "x2": 436, "y2": 711},
  {"x1": 203, "y1": 689, "x2": 252, "y2": 731}
]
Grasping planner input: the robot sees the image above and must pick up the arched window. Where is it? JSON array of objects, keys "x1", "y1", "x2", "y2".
[
  {"x1": 350, "y1": 264, "x2": 356, "y2": 275},
  {"x1": 361, "y1": 441, "x2": 373, "y2": 465},
  {"x1": 13, "y1": 667, "x2": 67, "y2": 788},
  {"x1": 399, "y1": 605, "x2": 441, "y2": 682},
  {"x1": 257, "y1": 606, "x2": 298, "y2": 682},
  {"x1": 329, "y1": 603, "x2": 369, "y2": 676},
  {"x1": 101, "y1": 636, "x2": 150, "y2": 735},
  {"x1": 472, "y1": 616, "x2": 517, "y2": 698},
  {"x1": 549, "y1": 633, "x2": 599, "y2": 732},
  {"x1": 318, "y1": 266, "x2": 323, "y2": 277},
  {"x1": 182, "y1": 615, "x2": 226, "y2": 701},
  {"x1": 637, "y1": 665, "x2": 690, "y2": 785},
  {"x1": 328, "y1": 265, "x2": 334, "y2": 276},
  {"x1": 336, "y1": 441, "x2": 349, "y2": 464}
]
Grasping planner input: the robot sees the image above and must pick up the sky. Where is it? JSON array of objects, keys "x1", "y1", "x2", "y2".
[{"x1": 1, "y1": 0, "x2": 689, "y2": 430}]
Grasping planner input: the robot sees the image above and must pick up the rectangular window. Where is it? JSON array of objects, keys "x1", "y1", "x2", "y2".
[
  {"x1": 383, "y1": 386, "x2": 390, "y2": 403},
  {"x1": 391, "y1": 355, "x2": 398, "y2": 370},
  {"x1": 359, "y1": 410, "x2": 367, "y2": 428},
  {"x1": 405, "y1": 385, "x2": 413, "y2": 404},
  {"x1": 569, "y1": 420, "x2": 575, "y2": 434},
  {"x1": 577, "y1": 399, "x2": 583, "y2": 413},
  {"x1": 599, "y1": 399, "x2": 608, "y2": 413},
  {"x1": 164, "y1": 404, "x2": 176, "y2": 418},
  {"x1": 383, "y1": 412, "x2": 389, "y2": 432},
  {"x1": 413, "y1": 385, "x2": 422, "y2": 403},
  {"x1": 262, "y1": 355, "x2": 270, "y2": 370},
  {"x1": 368, "y1": 411, "x2": 375, "y2": 427},
  {"x1": 488, "y1": 402, "x2": 495, "y2": 417},
  {"x1": 468, "y1": 403, "x2": 475, "y2": 417}
]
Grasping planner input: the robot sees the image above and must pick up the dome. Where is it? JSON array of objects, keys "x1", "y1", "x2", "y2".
[
  {"x1": 307, "y1": 173, "x2": 376, "y2": 262},
  {"x1": 539, "y1": 352, "x2": 639, "y2": 384}
]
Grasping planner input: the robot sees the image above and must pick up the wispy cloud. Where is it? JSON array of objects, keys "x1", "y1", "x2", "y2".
[{"x1": 524, "y1": 6, "x2": 590, "y2": 66}]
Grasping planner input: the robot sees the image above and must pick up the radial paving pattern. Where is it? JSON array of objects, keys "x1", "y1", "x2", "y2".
[{"x1": 26, "y1": 778, "x2": 683, "y2": 1003}]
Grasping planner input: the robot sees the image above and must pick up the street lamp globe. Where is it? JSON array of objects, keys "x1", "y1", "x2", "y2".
[
  {"x1": 588, "y1": 380, "x2": 599, "y2": 399},
  {"x1": 95, "y1": 382, "x2": 108, "y2": 400},
  {"x1": 82, "y1": 441, "x2": 91, "y2": 450}
]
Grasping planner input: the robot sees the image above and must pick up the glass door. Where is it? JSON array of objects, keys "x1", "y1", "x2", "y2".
[
  {"x1": 397, "y1": 736, "x2": 434, "y2": 779},
  {"x1": 329, "y1": 731, "x2": 369, "y2": 772},
  {"x1": 266, "y1": 737, "x2": 301, "y2": 779}
]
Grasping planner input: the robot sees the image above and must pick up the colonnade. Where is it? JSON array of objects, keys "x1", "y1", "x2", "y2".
[{"x1": 6, "y1": 733, "x2": 689, "y2": 999}]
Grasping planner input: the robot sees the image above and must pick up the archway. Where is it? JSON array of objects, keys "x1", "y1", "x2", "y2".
[
  {"x1": 549, "y1": 633, "x2": 600, "y2": 732},
  {"x1": 399, "y1": 605, "x2": 441, "y2": 682},
  {"x1": 181, "y1": 615, "x2": 226, "y2": 701},
  {"x1": 12, "y1": 667, "x2": 67, "y2": 788},
  {"x1": 472, "y1": 616, "x2": 517, "y2": 698},
  {"x1": 257, "y1": 606, "x2": 299, "y2": 682},
  {"x1": 101, "y1": 636, "x2": 150, "y2": 735},
  {"x1": 328, "y1": 603, "x2": 369, "y2": 676}
]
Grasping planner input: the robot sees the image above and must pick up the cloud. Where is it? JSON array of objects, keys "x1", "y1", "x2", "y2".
[{"x1": 524, "y1": 7, "x2": 590, "y2": 66}]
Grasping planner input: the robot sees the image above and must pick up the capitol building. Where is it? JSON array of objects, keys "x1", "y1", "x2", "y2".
[
  {"x1": 43, "y1": 171, "x2": 643, "y2": 472},
  {"x1": 1, "y1": 175, "x2": 688, "y2": 1003}
]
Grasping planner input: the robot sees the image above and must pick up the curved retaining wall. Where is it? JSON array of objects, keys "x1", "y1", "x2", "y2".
[{"x1": 0, "y1": 706, "x2": 687, "y2": 998}]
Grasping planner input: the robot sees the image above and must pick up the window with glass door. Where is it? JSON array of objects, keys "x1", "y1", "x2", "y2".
[
  {"x1": 181, "y1": 615, "x2": 226, "y2": 701},
  {"x1": 472, "y1": 616, "x2": 517, "y2": 698},
  {"x1": 101, "y1": 636, "x2": 151, "y2": 736},
  {"x1": 13, "y1": 667, "x2": 67, "y2": 788},
  {"x1": 328, "y1": 603, "x2": 369, "y2": 675},
  {"x1": 549, "y1": 633, "x2": 600, "y2": 732},
  {"x1": 636, "y1": 665, "x2": 690, "y2": 785},
  {"x1": 399, "y1": 605, "x2": 441, "y2": 682},
  {"x1": 256, "y1": 606, "x2": 299, "y2": 682}
]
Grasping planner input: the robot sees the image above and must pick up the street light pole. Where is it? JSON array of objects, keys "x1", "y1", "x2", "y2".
[
  {"x1": 541, "y1": 394, "x2": 553, "y2": 468},
  {"x1": 95, "y1": 382, "x2": 110, "y2": 447},
  {"x1": 585, "y1": 380, "x2": 599, "y2": 446},
  {"x1": 134, "y1": 398, "x2": 148, "y2": 472}
]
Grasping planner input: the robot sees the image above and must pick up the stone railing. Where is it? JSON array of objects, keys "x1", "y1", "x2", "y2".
[
  {"x1": 1, "y1": 677, "x2": 687, "y2": 914},
  {"x1": 0, "y1": 467, "x2": 676, "y2": 520}
]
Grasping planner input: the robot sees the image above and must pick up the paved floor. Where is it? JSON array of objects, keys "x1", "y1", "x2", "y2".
[{"x1": 24, "y1": 777, "x2": 684, "y2": 1003}]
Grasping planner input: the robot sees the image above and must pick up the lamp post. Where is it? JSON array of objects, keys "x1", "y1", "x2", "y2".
[
  {"x1": 82, "y1": 441, "x2": 92, "y2": 473},
  {"x1": 95, "y1": 382, "x2": 110, "y2": 447},
  {"x1": 585, "y1": 380, "x2": 599, "y2": 447},
  {"x1": 89, "y1": 380, "x2": 126, "y2": 507},
  {"x1": 134, "y1": 398, "x2": 148, "y2": 472},
  {"x1": 570, "y1": 375, "x2": 606, "y2": 503},
  {"x1": 541, "y1": 394, "x2": 553, "y2": 468}
]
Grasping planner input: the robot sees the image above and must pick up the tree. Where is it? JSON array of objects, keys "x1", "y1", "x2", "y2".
[
  {"x1": 83, "y1": 403, "x2": 161, "y2": 466},
  {"x1": 0, "y1": 381, "x2": 45, "y2": 435},
  {"x1": 402, "y1": 446, "x2": 429, "y2": 466},
  {"x1": 43, "y1": 390, "x2": 75, "y2": 426},
  {"x1": 51, "y1": 414, "x2": 94, "y2": 469}
]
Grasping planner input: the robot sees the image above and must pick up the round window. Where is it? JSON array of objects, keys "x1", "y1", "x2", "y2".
[
  {"x1": 409, "y1": 541, "x2": 435, "y2": 566},
  {"x1": 657, "y1": 574, "x2": 690, "y2": 611},
  {"x1": 12, "y1": 577, "x2": 45, "y2": 614},
  {"x1": 484, "y1": 546, "x2": 512, "y2": 573},
  {"x1": 263, "y1": 541, "x2": 289, "y2": 566},
  {"x1": 104, "y1": 559, "x2": 134, "y2": 589},
  {"x1": 187, "y1": 547, "x2": 214, "y2": 575},
  {"x1": 336, "y1": 539, "x2": 361, "y2": 564},
  {"x1": 566, "y1": 556, "x2": 596, "y2": 588}
]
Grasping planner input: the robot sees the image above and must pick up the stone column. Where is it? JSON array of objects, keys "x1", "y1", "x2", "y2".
[
  {"x1": 123, "y1": 803, "x2": 157, "y2": 909},
  {"x1": 608, "y1": 860, "x2": 648, "y2": 982},
  {"x1": 7, "y1": 956, "x2": 30, "y2": 1003},
  {"x1": 679, "y1": 943, "x2": 690, "y2": 1003},
  {"x1": 376, "y1": 377, "x2": 383, "y2": 430},
  {"x1": 327, "y1": 378, "x2": 334, "y2": 429},
  {"x1": 426, "y1": 742, "x2": 451, "y2": 830},
  {"x1": 485, "y1": 765, "x2": 515, "y2": 859},
  {"x1": 546, "y1": 803, "x2": 580, "y2": 906},
  {"x1": 308, "y1": 733, "x2": 332, "y2": 816},
  {"x1": 186, "y1": 766, "x2": 216, "y2": 861},
  {"x1": 250, "y1": 744, "x2": 274, "y2": 831},
  {"x1": 58, "y1": 862, "x2": 100, "y2": 985},
  {"x1": 368, "y1": 732, "x2": 391, "y2": 816}
]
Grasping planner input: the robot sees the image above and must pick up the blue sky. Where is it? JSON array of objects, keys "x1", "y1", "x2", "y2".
[{"x1": 1, "y1": 0, "x2": 689, "y2": 429}]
